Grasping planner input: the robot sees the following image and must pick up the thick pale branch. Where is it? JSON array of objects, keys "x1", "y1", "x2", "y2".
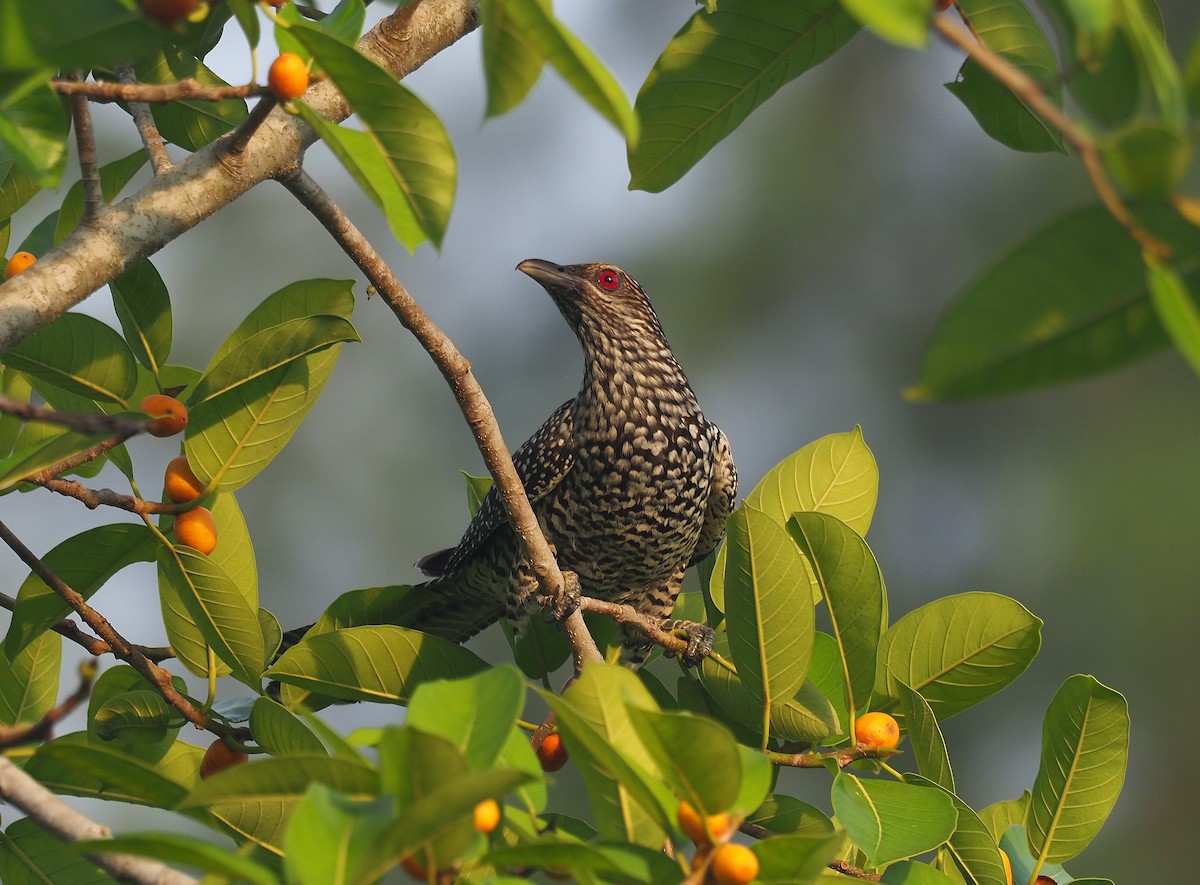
[
  {"x1": 0, "y1": 757, "x2": 199, "y2": 885},
  {"x1": 0, "y1": 0, "x2": 481, "y2": 354}
]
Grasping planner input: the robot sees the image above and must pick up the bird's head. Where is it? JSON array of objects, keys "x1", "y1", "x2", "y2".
[{"x1": 517, "y1": 259, "x2": 668, "y2": 350}]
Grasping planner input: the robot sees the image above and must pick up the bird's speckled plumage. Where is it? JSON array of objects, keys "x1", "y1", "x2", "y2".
[{"x1": 412, "y1": 260, "x2": 737, "y2": 656}]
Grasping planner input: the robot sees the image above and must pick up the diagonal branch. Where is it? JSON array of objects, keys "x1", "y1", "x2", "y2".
[
  {"x1": 117, "y1": 64, "x2": 172, "y2": 174},
  {"x1": 0, "y1": 0, "x2": 481, "y2": 354}
]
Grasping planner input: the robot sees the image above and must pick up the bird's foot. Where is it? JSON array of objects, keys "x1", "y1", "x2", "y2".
[
  {"x1": 539, "y1": 570, "x2": 582, "y2": 624},
  {"x1": 662, "y1": 619, "x2": 715, "y2": 667}
]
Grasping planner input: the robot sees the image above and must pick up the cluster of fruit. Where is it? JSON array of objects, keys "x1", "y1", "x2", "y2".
[{"x1": 139, "y1": 394, "x2": 217, "y2": 555}]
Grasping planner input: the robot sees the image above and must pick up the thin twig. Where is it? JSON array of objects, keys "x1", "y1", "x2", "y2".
[
  {"x1": 66, "y1": 74, "x2": 104, "y2": 225},
  {"x1": 34, "y1": 477, "x2": 178, "y2": 515},
  {"x1": 22, "y1": 434, "x2": 133, "y2": 485},
  {"x1": 766, "y1": 744, "x2": 900, "y2": 768},
  {"x1": 0, "y1": 661, "x2": 96, "y2": 749},
  {"x1": 117, "y1": 64, "x2": 172, "y2": 174},
  {"x1": 278, "y1": 168, "x2": 603, "y2": 669},
  {"x1": 579, "y1": 596, "x2": 689, "y2": 656},
  {"x1": 0, "y1": 757, "x2": 199, "y2": 885},
  {"x1": 223, "y1": 96, "x2": 280, "y2": 157},
  {"x1": 0, "y1": 590, "x2": 173, "y2": 661},
  {"x1": 0, "y1": 394, "x2": 149, "y2": 435},
  {"x1": 933, "y1": 14, "x2": 1168, "y2": 257},
  {"x1": 0, "y1": 520, "x2": 209, "y2": 730},
  {"x1": 53, "y1": 77, "x2": 270, "y2": 104}
]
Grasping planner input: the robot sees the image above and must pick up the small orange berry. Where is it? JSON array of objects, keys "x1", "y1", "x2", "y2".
[
  {"x1": 1034, "y1": 878, "x2": 1057, "y2": 885},
  {"x1": 5, "y1": 252, "x2": 36, "y2": 279},
  {"x1": 140, "y1": 394, "x2": 188, "y2": 437},
  {"x1": 164, "y1": 455, "x2": 205, "y2": 503},
  {"x1": 854, "y1": 711, "x2": 900, "y2": 750},
  {"x1": 141, "y1": 0, "x2": 199, "y2": 25},
  {"x1": 199, "y1": 739, "x2": 247, "y2": 778},
  {"x1": 711, "y1": 843, "x2": 759, "y2": 885},
  {"x1": 268, "y1": 52, "x2": 310, "y2": 101},
  {"x1": 473, "y1": 797, "x2": 501, "y2": 833},
  {"x1": 1000, "y1": 849, "x2": 1012, "y2": 885},
  {"x1": 535, "y1": 732, "x2": 568, "y2": 772},
  {"x1": 677, "y1": 800, "x2": 733, "y2": 846},
  {"x1": 174, "y1": 506, "x2": 217, "y2": 554}
]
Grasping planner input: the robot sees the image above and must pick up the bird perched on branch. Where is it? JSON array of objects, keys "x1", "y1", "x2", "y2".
[{"x1": 410, "y1": 259, "x2": 736, "y2": 664}]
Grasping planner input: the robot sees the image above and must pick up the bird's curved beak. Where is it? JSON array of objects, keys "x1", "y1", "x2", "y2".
[{"x1": 517, "y1": 259, "x2": 573, "y2": 289}]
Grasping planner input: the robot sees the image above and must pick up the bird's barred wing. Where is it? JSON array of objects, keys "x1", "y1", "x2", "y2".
[
  {"x1": 417, "y1": 400, "x2": 575, "y2": 576},
  {"x1": 689, "y1": 425, "x2": 737, "y2": 567}
]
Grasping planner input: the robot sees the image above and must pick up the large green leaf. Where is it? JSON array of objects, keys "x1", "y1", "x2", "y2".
[
  {"x1": 111, "y1": 259, "x2": 172, "y2": 377},
  {"x1": 289, "y1": 25, "x2": 456, "y2": 249},
  {"x1": 1145, "y1": 253, "x2": 1200, "y2": 376},
  {"x1": 480, "y1": 0, "x2": 547, "y2": 116},
  {"x1": 875, "y1": 592, "x2": 1042, "y2": 720},
  {"x1": 303, "y1": 584, "x2": 433, "y2": 637},
  {"x1": 134, "y1": 48, "x2": 247, "y2": 150},
  {"x1": 1026, "y1": 674, "x2": 1129, "y2": 865},
  {"x1": 86, "y1": 665, "x2": 184, "y2": 762},
  {"x1": 840, "y1": 0, "x2": 931, "y2": 47},
  {"x1": 0, "y1": 0, "x2": 163, "y2": 74},
  {"x1": 896, "y1": 681, "x2": 953, "y2": 792},
  {"x1": 265, "y1": 625, "x2": 488, "y2": 704},
  {"x1": 250, "y1": 696, "x2": 327, "y2": 757},
  {"x1": 746, "y1": 794, "x2": 835, "y2": 837},
  {"x1": 26, "y1": 733, "x2": 200, "y2": 807},
  {"x1": 907, "y1": 775, "x2": 1008, "y2": 885},
  {"x1": 0, "y1": 82, "x2": 68, "y2": 187},
  {"x1": 753, "y1": 832, "x2": 844, "y2": 884},
  {"x1": 0, "y1": 142, "x2": 42, "y2": 222},
  {"x1": 0, "y1": 630, "x2": 60, "y2": 726},
  {"x1": 0, "y1": 425, "x2": 109, "y2": 491},
  {"x1": 157, "y1": 545, "x2": 264, "y2": 686},
  {"x1": 283, "y1": 786, "x2": 393, "y2": 885},
  {"x1": 0, "y1": 818, "x2": 111, "y2": 885},
  {"x1": 879, "y1": 862, "x2": 960, "y2": 884},
  {"x1": 91, "y1": 689, "x2": 179, "y2": 745},
  {"x1": 53, "y1": 149, "x2": 148, "y2": 244},
  {"x1": 2, "y1": 313, "x2": 138, "y2": 406},
  {"x1": 72, "y1": 832, "x2": 277, "y2": 885},
  {"x1": 625, "y1": 708, "x2": 742, "y2": 815},
  {"x1": 405, "y1": 665, "x2": 524, "y2": 770},
  {"x1": 908, "y1": 205, "x2": 1200, "y2": 400},
  {"x1": 185, "y1": 280, "x2": 355, "y2": 490},
  {"x1": 5, "y1": 523, "x2": 157, "y2": 660},
  {"x1": 831, "y1": 773, "x2": 958, "y2": 868},
  {"x1": 629, "y1": 0, "x2": 859, "y2": 192},
  {"x1": 724, "y1": 504, "x2": 815, "y2": 739},
  {"x1": 786, "y1": 511, "x2": 884, "y2": 724}
]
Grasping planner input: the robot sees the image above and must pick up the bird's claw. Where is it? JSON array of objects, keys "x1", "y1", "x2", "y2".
[
  {"x1": 539, "y1": 570, "x2": 582, "y2": 623},
  {"x1": 663, "y1": 619, "x2": 715, "y2": 667}
]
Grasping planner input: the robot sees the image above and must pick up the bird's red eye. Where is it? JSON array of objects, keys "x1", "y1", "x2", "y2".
[{"x1": 596, "y1": 269, "x2": 620, "y2": 291}]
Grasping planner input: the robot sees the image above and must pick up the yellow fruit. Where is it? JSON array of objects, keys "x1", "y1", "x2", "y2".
[
  {"x1": 1000, "y1": 849, "x2": 1012, "y2": 885},
  {"x1": 174, "y1": 506, "x2": 217, "y2": 554},
  {"x1": 199, "y1": 739, "x2": 247, "y2": 778},
  {"x1": 711, "y1": 843, "x2": 759, "y2": 885},
  {"x1": 268, "y1": 52, "x2": 310, "y2": 101},
  {"x1": 854, "y1": 711, "x2": 900, "y2": 750},
  {"x1": 473, "y1": 798, "x2": 500, "y2": 833},
  {"x1": 140, "y1": 394, "x2": 188, "y2": 437},
  {"x1": 677, "y1": 800, "x2": 733, "y2": 846},
  {"x1": 164, "y1": 455, "x2": 205, "y2": 503},
  {"x1": 4, "y1": 251, "x2": 36, "y2": 279},
  {"x1": 535, "y1": 733, "x2": 568, "y2": 772}
]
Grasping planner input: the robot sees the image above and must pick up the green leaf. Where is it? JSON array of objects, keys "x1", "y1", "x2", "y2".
[
  {"x1": 896, "y1": 681, "x2": 954, "y2": 792},
  {"x1": 0, "y1": 82, "x2": 68, "y2": 187},
  {"x1": 72, "y1": 832, "x2": 278, "y2": 885},
  {"x1": 0, "y1": 0, "x2": 164, "y2": 74},
  {"x1": 724, "y1": 504, "x2": 815, "y2": 737},
  {"x1": 86, "y1": 665, "x2": 185, "y2": 762},
  {"x1": 1026, "y1": 674, "x2": 1129, "y2": 864},
  {"x1": 495, "y1": 722, "x2": 548, "y2": 814},
  {"x1": 980, "y1": 793, "x2": 1029, "y2": 842},
  {"x1": 0, "y1": 141, "x2": 42, "y2": 222},
  {"x1": 157, "y1": 545, "x2": 265, "y2": 686},
  {"x1": 283, "y1": 786, "x2": 393, "y2": 885},
  {"x1": 304, "y1": 585, "x2": 433, "y2": 637},
  {"x1": 907, "y1": 775, "x2": 1008, "y2": 885},
  {"x1": 880, "y1": 862, "x2": 961, "y2": 884},
  {"x1": 91, "y1": 689, "x2": 178, "y2": 745},
  {"x1": 946, "y1": 0, "x2": 1064, "y2": 154},
  {"x1": 1113, "y1": 0, "x2": 1186, "y2": 129},
  {"x1": 185, "y1": 279, "x2": 355, "y2": 490},
  {"x1": 111, "y1": 259, "x2": 172, "y2": 377},
  {"x1": 227, "y1": 0, "x2": 261, "y2": 49},
  {"x1": 753, "y1": 832, "x2": 844, "y2": 884},
  {"x1": 875, "y1": 592, "x2": 1042, "y2": 721},
  {"x1": 1100, "y1": 120, "x2": 1190, "y2": 198},
  {"x1": 909, "y1": 205, "x2": 1177, "y2": 399},
  {"x1": 265, "y1": 625, "x2": 488, "y2": 704},
  {"x1": 480, "y1": 0, "x2": 547, "y2": 116},
  {"x1": 134, "y1": 48, "x2": 247, "y2": 150},
  {"x1": 747, "y1": 794, "x2": 835, "y2": 837},
  {"x1": 289, "y1": 26, "x2": 457, "y2": 248},
  {"x1": 27, "y1": 733, "x2": 200, "y2": 807},
  {"x1": 2, "y1": 313, "x2": 138, "y2": 405},
  {"x1": 786, "y1": 511, "x2": 884, "y2": 724},
  {"x1": 495, "y1": 0, "x2": 636, "y2": 141},
  {"x1": 462, "y1": 470, "x2": 493, "y2": 516},
  {"x1": 0, "y1": 818, "x2": 111, "y2": 884},
  {"x1": 250, "y1": 696, "x2": 327, "y2": 756},
  {"x1": 0, "y1": 425, "x2": 110, "y2": 491},
  {"x1": 840, "y1": 0, "x2": 931, "y2": 47},
  {"x1": 629, "y1": 0, "x2": 859, "y2": 192},
  {"x1": 625, "y1": 708, "x2": 742, "y2": 814},
  {"x1": 53, "y1": 149, "x2": 148, "y2": 244},
  {"x1": 0, "y1": 630, "x2": 60, "y2": 726},
  {"x1": 406, "y1": 665, "x2": 525, "y2": 770},
  {"x1": 831, "y1": 773, "x2": 958, "y2": 867},
  {"x1": 1188, "y1": 23, "x2": 1200, "y2": 114},
  {"x1": 6, "y1": 523, "x2": 157, "y2": 659},
  {"x1": 1145, "y1": 252, "x2": 1200, "y2": 376}
]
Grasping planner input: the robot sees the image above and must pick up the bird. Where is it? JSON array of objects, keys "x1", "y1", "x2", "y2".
[{"x1": 282, "y1": 260, "x2": 736, "y2": 666}]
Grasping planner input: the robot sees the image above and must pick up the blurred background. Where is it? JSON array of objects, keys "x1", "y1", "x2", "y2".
[{"x1": 4, "y1": 1, "x2": 1199, "y2": 880}]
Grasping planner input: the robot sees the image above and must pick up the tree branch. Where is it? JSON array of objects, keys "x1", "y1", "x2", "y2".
[
  {"x1": 54, "y1": 77, "x2": 270, "y2": 104},
  {"x1": 0, "y1": 757, "x2": 199, "y2": 885},
  {"x1": 766, "y1": 744, "x2": 900, "y2": 768},
  {"x1": 277, "y1": 169, "x2": 603, "y2": 669},
  {"x1": 34, "y1": 477, "x2": 178, "y2": 515},
  {"x1": 0, "y1": 589, "x2": 172, "y2": 662},
  {"x1": 66, "y1": 73, "x2": 104, "y2": 225},
  {"x1": 117, "y1": 64, "x2": 172, "y2": 174},
  {"x1": 0, "y1": 661, "x2": 96, "y2": 749},
  {"x1": 0, "y1": 393, "x2": 151, "y2": 435},
  {"x1": 0, "y1": 0, "x2": 481, "y2": 354}
]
